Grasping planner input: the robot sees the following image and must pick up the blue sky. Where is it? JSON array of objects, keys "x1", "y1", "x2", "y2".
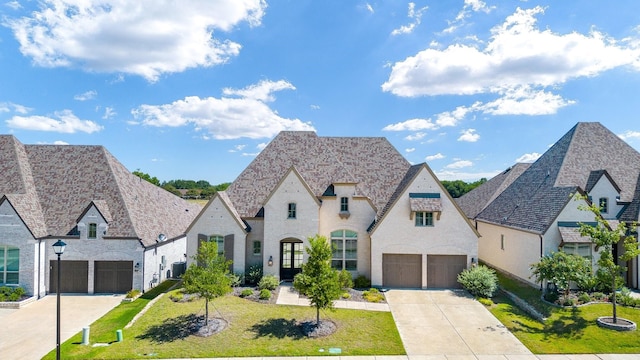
[{"x1": 1, "y1": 1, "x2": 640, "y2": 185}]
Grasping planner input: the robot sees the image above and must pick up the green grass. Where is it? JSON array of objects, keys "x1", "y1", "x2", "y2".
[
  {"x1": 486, "y1": 272, "x2": 640, "y2": 354},
  {"x1": 51, "y1": 285, "x2": 404, "y2": 359}
]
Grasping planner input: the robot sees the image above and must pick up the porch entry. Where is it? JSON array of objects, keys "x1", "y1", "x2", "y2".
[{"x1": 280, "y1": 240, "x2": 303, "y2": 281}]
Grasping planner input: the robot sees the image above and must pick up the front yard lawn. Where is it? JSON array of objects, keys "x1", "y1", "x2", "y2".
[
  {"x1": 487, "y1": 272, "x2": 640, "y2": 354},
  {"x1": 51, "y1": 286, "x2": 404, "y2": 359}
]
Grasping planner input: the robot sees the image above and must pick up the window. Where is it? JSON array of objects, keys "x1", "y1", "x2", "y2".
[
  {"x1": 599, "y1": 197, "x2": 609, "y2": 214},
  {"x1": 415, "y1": 212, "x2": 434, "y2": 227},
  {"x1": 88, "y1": 223, "x2": 97, "y2": 239},
  {"x1": 330, "y1": 230, "x2": 357, "y2": 271},
  {"x1": 562, "y1": 243, "x2": 592, "y2": 259},
  {"x1": 288, "y1": 203, "x2": 297, "y2": 219},
  {"x1": 500, "y1": 234, "x2": 505, "y2": 250},
  {"x1": 209, "y1": 235, "x2": 224, "y2": 256},
  {"x1": 0, "y1": 246, "x2": 19, "y2": 285},
  {"x1": 340, "y1": 197, "x2": 349, "y2": 212},
  {"x1": 253, "y1": 241, "x2": 261, "y2": 256}
]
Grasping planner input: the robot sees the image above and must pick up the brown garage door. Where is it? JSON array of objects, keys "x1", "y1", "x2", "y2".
[
  {"x1": 50, "y1": 260, "x2": 88, "y2": 293},
  {"x1": 382, "y1": 254, "x2": 422, "y2": 288},
  {"x1": 94, "y1": 261, "x2": 133, "y2": 293},
  {"x1": 427, "y1": 255, "x2": 467, "y2": 288}
]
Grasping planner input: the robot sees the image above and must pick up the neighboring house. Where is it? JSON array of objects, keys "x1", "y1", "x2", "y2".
[
  {"x1": 457, "y1": 122, "x2": 640, "y2": 289},
  {"x1": 0, "y1": 135, "x2": 201, "y2": 297},
  {"x1": 186, "y1": 131, "x2": 479, "y2": 288}
]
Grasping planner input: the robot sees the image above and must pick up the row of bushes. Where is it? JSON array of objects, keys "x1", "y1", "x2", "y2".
[
  {"x1": 0, "y1": 286, "x2": 26, "y2": 302},
  {"x1": 232, "y1": 264, "x2": 373, "y2": 290}
]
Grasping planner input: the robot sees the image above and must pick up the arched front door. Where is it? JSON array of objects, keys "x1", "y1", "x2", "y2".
[{"x1": 280, "y1": 240, "x2": 303, "y2": 281}]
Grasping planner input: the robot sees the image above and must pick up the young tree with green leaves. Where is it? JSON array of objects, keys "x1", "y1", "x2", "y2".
[
  {"x1": 578, "y1": 198, "x2": 640, "y2": 323},
  {"x1": 293, "y1": 235, "x2": 342, "y2": 326},
  {"x1": 182, "y1": 241, "x2": 232, "y2": 326},
  {"x1": 530, "y1": 251, "x2": 591, "y2": 299}
]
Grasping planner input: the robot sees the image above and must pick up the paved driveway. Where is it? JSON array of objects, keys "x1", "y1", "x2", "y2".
[
  {"x1": 386, "y1": 289, "x2": 533, "y2": 357},
  {"x1": 0, "y1": 294, "x2": 123, "y2": 360}
]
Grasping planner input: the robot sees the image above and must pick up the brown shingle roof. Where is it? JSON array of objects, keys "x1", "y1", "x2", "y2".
[
  {"x1": 226, "y1": 131, "x2": 411, "y2": 218},
  {"x1": 0, "y1": 135, "x2": 201, "y2": 247}
]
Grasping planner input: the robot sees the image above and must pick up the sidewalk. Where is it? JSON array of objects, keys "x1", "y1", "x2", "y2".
[{"x1": 275, "y1": 284, "x2": 390, "y2": 311}]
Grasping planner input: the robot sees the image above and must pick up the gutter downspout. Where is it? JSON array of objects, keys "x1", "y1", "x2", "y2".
[
  {"x1": 37, "y1": 238, "x2": 42, "y2": 299},
  {"x1": 539, "y1": 234, "x2": 544, "y2": 291}
]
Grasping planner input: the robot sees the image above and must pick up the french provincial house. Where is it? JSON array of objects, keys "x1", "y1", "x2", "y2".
[
  {"x1": 0, "y1": 135, "x2": 201, "y2": 298},
  {"x1": 186, "y1": 131, "x2": 479, "y2": 288},
  {"x1": 457, "y1": 122, "x2": 640, "y2": 290}
]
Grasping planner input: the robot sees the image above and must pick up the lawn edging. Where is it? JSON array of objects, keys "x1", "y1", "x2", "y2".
[{"x1": 499, "y1": 287, "x2": 547, "y2": 322}]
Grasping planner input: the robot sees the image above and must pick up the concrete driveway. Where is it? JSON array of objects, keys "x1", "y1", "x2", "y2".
[
  {"x1": 0, "y1": 294, "x2": 123, "y2": 360},
  {"x1": 386, "y1": 289, "x2": 533, "y2": 357}
]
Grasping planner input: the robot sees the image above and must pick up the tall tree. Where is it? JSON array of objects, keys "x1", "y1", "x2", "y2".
[
  {"x1": 578, "y1": 198, "x2": 639, "y2": 323},
  {"x1": 182, "y1": 241, "x2": 232, "y2": 326},
  {"x1": 293, "y1": 235, "x2": 342, "y2": 326}
]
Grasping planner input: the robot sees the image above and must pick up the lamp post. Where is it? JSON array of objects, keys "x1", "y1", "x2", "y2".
[{"x1": 52, "y1": 239, "x2": 66, "y2": 360}]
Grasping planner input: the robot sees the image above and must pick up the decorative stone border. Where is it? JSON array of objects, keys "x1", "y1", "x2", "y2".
[
  {"x1": 0, "y1": 296, "x2": 37, "y2": 309},
  {"x1": 596, "y1": 316, "x2": 636, "y2": 331},
  {"x1": 500, "y1": 288, "x2": 547, "y2": 322}
]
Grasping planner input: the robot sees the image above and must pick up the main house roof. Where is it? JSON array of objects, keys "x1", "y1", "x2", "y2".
[
  {"x1": 465, "y1": 122, "x2": 640, "y2": 234},
  {"x1": 0, "y1": 135, "x2": 201, "y2": 247},
  {"x1": 225, "y1": 131, "x2": 411, "y2": 218}
]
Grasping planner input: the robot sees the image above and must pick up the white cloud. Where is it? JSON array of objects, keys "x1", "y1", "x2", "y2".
[
  {"x1": 74, "y1": 90, "x2": 97, "y2": 101},
  {"x1": 0, "y1": 102, "x2": 32, "y2": 114},
  {"x1": 444, "y1": 0, "x2": 494, "y2": 34},
  {"x1": 384, "y1": 105, "x2": 473, "y2": 133},
  {"x1": 619, "y1": 130, "x2": 640, "y2": 141},
  {"x1": 382, "y1": 6, "x2": 640, "y2": 97},
  {"x1": 405, "y1": 148, "x2": 415, "y2": 153},
  {"x1": 6, "y1": 110, "x2": 103, "y2": 133},
  {"x1": 515, "y1": 152, "x2": 541, "y2": 163},
  {"x1": 383, "y1": 118, "x2": 437, "y2": 131},
  {"x1": 102, "y1": 106, "x2": 116, "y2": 119},
  {"x1": 310, "y1": 104, "x2": 320, "y2": 110},
  {"x1": 131, "y1": 79, "x2": 314, "y2": 140},
  {"x1": 365, "y1": 3, "x2": 374, "y2": 13},
  {"x1": 257, "y1": 142, "x2": 268, "y2": 150},
  {"x1": 479, "y1": 86, "x2": 575, "y2": 115},
  {"x1": 391, "y1": 2, "x2": 428, "y2": 36},
  {"x1": 458, "y1": 128, "x2": 480, "y2": 142},
  {"x1": 445, "y1": 160, "x2": 473, "y2": 169},
  {"x1": 435, "y1": 169, "x2": 501, "y2": 181},
  {"x1": 222, "y1": 80, "x2": 295, "y2": 102},
  {"x1": 4, "y1": 1, "x2": 20, "y2": 10},
  {"x1": 426, "y1": 153, "x2": 445, "y2": 161},
  {"x1": 53, "y1": 140, "x2": 69, "y2": 145},
  {"x1": 229, "y1": 144, "x2": 246, "y2": 153},
  {"x1": 405, "y1": 132, "x2": 426, "y2": 141},
  {"x1": 6, "y1": 0, "x2": 266, "y2": 82}
]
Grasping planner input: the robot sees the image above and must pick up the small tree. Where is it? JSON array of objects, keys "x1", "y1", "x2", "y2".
[
  {"x1": 293, "y1": 235, "x2": 342, "y2": 326},
  {"x1": 530, "y1": 251, "x2": 591, "y2": 299},
  {"x1": 182, "y1": 241, "x2": 232, "y2": 326},
  {"x1": 578, "y1": 198, "x2": 640, "y2": 323}
]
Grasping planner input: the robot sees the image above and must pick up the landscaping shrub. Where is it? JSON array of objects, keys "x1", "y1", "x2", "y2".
[
  {"x1": 354, "y1": 275, "x2": 371, "y2": 289},
  {"x1": 341, "y1": 292, "x2": 351, "y2": 299},
  {"x1": 592, "y1": 292, "x2": 606, "y2": 301},
  {"x1": 544, "y1": 291, "x2": 559, "y2": 303},
  {"x1": 240, "y1": 289, "x2": 253, "y2": 298},
  {"x1": 258, "y1": 274, "x2": 279, "y2": 291},
  {"x1": 477, "y1": 297, "x2": 493, "y2": 306},
  {"x1": 578, "y1": 292, "x2": 591, "y2": 304},
  {"x1": 245, "y1": 264, "x2": 263, "y2": 285},
  {"x1": 562, "y1": 297, "x2": 575, "y2": 307},
  {"x1": 259, "y1": 289, "x2": 271, "y2": 300},
  {"x1": 126, "y1": 289, "x2": 141, "y2": 299},
  {"x1": 0, "y1": 286, "x2": 26, "y2": 302},
  {"x1": 457, "y1": 265, "x2": 498, "y2": 298},
  {"x1": 338, "y1": 269, "x2": 353, "y2": 290},
  {"x1": 227, "y1": 272, "x2": 243, "y2": 287},
  {"x1": 363, "y1": 288, "x2": 385, "y2": 303}
]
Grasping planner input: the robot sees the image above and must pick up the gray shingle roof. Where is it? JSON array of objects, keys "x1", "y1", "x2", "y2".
[
  {"x1": 0, "y1": 135, "x2": 201, "y2": 247},
  {"x1": 456, "y1": 163, "x2": 530, "y2": 219},
  {"x1": 226, "y1": 131, "x2": 411, "y2": 218},
  {"x1": 476, "y1": 122, "x2": 640, "y2": 233}
]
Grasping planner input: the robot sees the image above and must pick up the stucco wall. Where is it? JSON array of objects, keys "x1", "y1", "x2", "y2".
[{"x1": 370, "y1": 167, "x2": 478, "y2": 287}]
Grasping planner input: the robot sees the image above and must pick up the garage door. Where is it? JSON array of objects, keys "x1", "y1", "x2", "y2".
[
  {"x1": 94, "y1": 261, "x2": 133, "y2": 293},
  {"x1": 427, "y1": 255, "x2": 467, "y2": 288},
  {"x1": 50, "y1": 260, "x2": 88, "y2": 293},
  {"x1": 382, "y1": 254, "x2": 422, "y2": 288}
]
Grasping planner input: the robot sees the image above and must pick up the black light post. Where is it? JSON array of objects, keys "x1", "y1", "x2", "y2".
[{"x1": 52, "y1": 239, "x2": 66, "y2": 360}]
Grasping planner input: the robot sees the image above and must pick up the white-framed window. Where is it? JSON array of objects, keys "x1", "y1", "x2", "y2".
[
  {"x1": 340, "y1": 197, "x2": 349, "y2": 212},
  {"x1": 331, "y1": 230, "x2": 357, "y2": 271},
  {"x1": 253, "y1": 241, "x2": 261, "y2": 256},
  {"x1": 415, "y1": 212, "x2": 434, "y2": 227},
  {"x1": 599, "y1": 197, "x2": 609, "y2": 214},
  {"x1": 88, "y1": 223, "x2": 97, "y2": 239},
  {"x1": 0, "y1": 246, "x2": 19, "y2": 285},
  {"x1": 562, "y1": 243, "x2": 592, "y2": 259},
  {"x1": 288, "y1": 203, "x2": 297, "y2": 219},
  {"x1": 209, "y1": 235, "x2": 224, "y2": 256}
]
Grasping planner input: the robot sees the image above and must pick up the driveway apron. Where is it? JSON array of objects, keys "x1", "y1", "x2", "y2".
[
  {"x1": 386, "y1": 289, "x2": 532, "y2": 357},
  {"x1": 0, "y1": 294, "x2": 123, "y2": 360}
]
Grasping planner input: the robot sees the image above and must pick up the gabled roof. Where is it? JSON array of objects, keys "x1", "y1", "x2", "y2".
[
  {"x1": 476, "y1": 122, "x2": 640, "y2": 234},
  {"x1": 226, "y1": 131, "x2": 410, "y2": 218},
  {"x1": 585, "y1": 169, "x2": 621, "y2": 194},
  {"x1": 456, "y1": 163, "x2": 531, "y2": 219},
  {"x1": 0, "y1": 135, "x2": 201, "y2": 247},
  {"x1": 186, "y1": 190, "x2": 249, "y2": 234}
]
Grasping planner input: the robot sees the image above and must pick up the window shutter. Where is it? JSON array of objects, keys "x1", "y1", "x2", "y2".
[
  {"x1": 197, "y1": 234, "x2": 207, "y2": 266},
  {"x1": 224, "y1": 234, "x2": 234, "y2": 271}
]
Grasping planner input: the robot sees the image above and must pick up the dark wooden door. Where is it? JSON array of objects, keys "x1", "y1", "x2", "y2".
[
  {"x1": 94, "y1": 261, "x2": 133, "y2": 293},
  {"x1": 382, "y1": 254, "x2": 422, "y2": 288},
  {"x1": 50, "y1": 260, "x2": 88, "y2": 293},
  {"x1": 280, "y1": 241, "x2": 303, "y2": 281}
]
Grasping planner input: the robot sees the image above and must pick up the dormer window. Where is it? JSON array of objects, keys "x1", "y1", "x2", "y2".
[
  {"x1": 88, "y1": 223, "x2": 97, "y2": 239},
  {"x1": 599, "y1": 197, "x2": 608, "y2": 214},
  {"x1": 415, "y1": 212, "x2": 434, "y2": 227},
  {"x1": 288, "y1": 203, "x2": 297, "y2": 219},
  {"x1": 409, "y1": 193, "x2": 442, "y2": 225}
]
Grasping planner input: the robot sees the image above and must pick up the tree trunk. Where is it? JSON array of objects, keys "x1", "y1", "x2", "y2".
[
  {"x1": 316, "y1": 306, "x2": 320, "y2": 327},
  {"x1": 612, "y1": 274, "x2": 617, "y2": 323},
  {"x1": 205, "y1": 299, "x2": 209, "y2": 326}
]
